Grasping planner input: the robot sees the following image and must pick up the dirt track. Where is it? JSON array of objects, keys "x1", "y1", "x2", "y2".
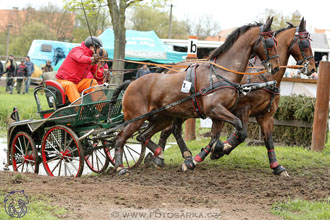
[{"x1": 1, "y1": 165, "x2": 330, "y2": 220}]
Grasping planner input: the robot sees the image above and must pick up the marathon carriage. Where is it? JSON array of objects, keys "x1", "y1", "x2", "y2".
[{"x1": 6, "y1": 72, "x2": 146, "y2": 177}]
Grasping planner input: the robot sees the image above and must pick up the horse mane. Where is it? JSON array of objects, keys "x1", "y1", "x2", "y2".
[
  {"x1": 275, "y1": 23, "x2": 295, "y2": 36},
  {"x1": 208, "y1": 22, "x2": 263, "y2": 60}
]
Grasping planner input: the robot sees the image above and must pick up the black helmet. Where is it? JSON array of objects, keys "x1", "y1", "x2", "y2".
[{"x1": 85, "y1": 36, "x2": 103, "y2": 48}]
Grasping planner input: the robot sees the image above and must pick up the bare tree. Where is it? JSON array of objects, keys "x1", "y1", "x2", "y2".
[{"x1": 183, "y1": 15, "x2": 220, "y2": 40}]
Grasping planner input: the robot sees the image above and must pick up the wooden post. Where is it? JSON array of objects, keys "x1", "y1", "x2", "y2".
[
  {"x1": 184, "y1": 36, "x2": 198, "y2": 141},
  {"x1": 311, "y1": 61, "x2": 330, "y2": 151}
]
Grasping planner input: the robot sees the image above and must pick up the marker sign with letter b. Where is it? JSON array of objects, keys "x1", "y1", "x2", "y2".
[{"x1": 187, "y1": 36, "x2": 197, "y2": 59}]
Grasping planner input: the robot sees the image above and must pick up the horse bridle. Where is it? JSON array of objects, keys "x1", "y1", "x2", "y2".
[
  {"x1": 288, "y1": 27, "x2": 314, "y2": 73},
  {"x1": 252, "y1": 26, "x2": 279, "y2": 70}
]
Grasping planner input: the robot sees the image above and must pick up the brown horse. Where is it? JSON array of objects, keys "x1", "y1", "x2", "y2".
[
  {"x1": 190, "y1": 17, "x2": 315, "y2": 175},
  {"x1": 113, "y1": 18, "x2": 280, "y2": 175}
]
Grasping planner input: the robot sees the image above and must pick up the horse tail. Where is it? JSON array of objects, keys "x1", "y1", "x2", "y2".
[
  {"x1": 109, "y1": 80, "x2": 131, "y2": 105},
  {"x1": 107, "y1": 80, "x2": 131, "y2": 121}
]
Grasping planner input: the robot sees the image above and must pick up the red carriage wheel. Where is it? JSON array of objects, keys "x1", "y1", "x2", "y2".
[
  {"x1": 11, "y1": 132, "x2": 39, "y2": 173},
  {"x1": 84, "y1": 138, "x2": 110, "y2": 173},
  {"x1": 41, "y1": 125, "x2": 84, "y2": 177}
]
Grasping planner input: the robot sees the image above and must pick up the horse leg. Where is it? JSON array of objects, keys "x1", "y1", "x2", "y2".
[
  {"x1": 194, "y1": 120, "x2": 224, "y2": 162},
  {"x1": 136, "y1": 119, "x2": 173, "y2": 168},
  {"x1": 164, "y1": 118, "x2": 197, "y2": 171},
  {"x1": 256, "y1": 115, "x2": 289, "y2": 176},
  {"x1": 114, "y1": 120, "x2": 145, "y2": 175},
  {"x1": 198, "y1": 105, "x2": 245, "y2": 161},
  {"x1": 158, "y1": 125, "x2": 173, "y2": 151},
  {"x1": 211, "y1": 107, "x2": 249, "y2": 159}
]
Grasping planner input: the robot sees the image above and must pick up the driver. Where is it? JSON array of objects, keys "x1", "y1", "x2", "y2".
[{"x1": 56, "y1": 36, "x2": 102, "y2": 103}]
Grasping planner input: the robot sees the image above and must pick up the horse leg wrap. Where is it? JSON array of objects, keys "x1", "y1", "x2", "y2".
[
  {"x1": 268, "y1": 149, "x2": 279, "y2": 169},
  {"x1": 226, "y1": 130, "x2": 247, "y2": 150},
  {"x1": 158, "y1": 128, "x2": 172, "y2": 151},
  {"x1": 210, "y1": 140, "x2": 224, "y2": 160},
  {"x1": 194, "y1": 145, "x2": 212, "y2": 162},
  {"x1": 138, "y1": 137, "x2": 163, "y2": 157},
  {"x1": 114, "y1": 150, "x2": 123, "y2": 168}
]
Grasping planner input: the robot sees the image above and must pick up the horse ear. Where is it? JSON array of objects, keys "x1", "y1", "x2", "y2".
[
  {"x1": 299, "y1": 17, "x2": 306, "y2": 31},
  {"x1": 286, "y1": 22, "x2": 294, "y2": 28},
  {"x1": 264, "y1": 16, "x2": 273, "y2": 31},
  {"x1": 265, "y1": 16, "x2": 270, "y2": 23}
]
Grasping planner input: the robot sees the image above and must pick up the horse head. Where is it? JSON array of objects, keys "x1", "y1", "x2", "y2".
[
  {"x1": 287, "y1": 17, "x2": 316, "y2": 76},
  {"x1": 252, "y1": 16, "x2": 280, "y2": 75}
]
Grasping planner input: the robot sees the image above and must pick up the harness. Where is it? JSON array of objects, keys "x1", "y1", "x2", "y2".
[
  {"x1": 288, "y1": 27, "x2": 314, "y2": 65},
  {"x1": 183, "y1": 64, "x2": 241, "y2": 119}
]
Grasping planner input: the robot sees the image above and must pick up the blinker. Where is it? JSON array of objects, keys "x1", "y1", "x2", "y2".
[
  {"x1": 265, "y1": 38, "x2": 275, "y2": 49},
  {"x1": 299, "y1": 39, "x2": 310, "y2": 50}
]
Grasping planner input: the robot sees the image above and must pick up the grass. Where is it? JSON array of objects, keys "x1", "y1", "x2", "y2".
[
  {"x1": 0, "y1": 86, "x2": 48, "y2": 135},
  {"x1": 272, "y1": 199, "x2": 330, "y2": 220},
  {"x1": 163, "y1": 136, "x2": 330, "y2": 171},
  {"x1": 0, "y1": 190, "x2": 67, "y2": 220}
]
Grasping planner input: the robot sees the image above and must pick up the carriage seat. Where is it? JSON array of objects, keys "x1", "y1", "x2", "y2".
[{"x1": 42, "y1": 71, "x2": 69, "y2": 109}]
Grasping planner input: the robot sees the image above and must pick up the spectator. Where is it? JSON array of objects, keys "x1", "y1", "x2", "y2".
[
  {"x1": 4, "y1": 55, "x2": 16, "y2": 94},
  {"x1": 0, "y1": 60, "x2": 3, "y2": 78},
  {"x1": 136, "y1": 64, "x2": 150, "y2": 79},
  {"x1": 42, "y1": 60, "x2": 54, "y2": 73},
  {"x1": 56, "y1": 36, "x2": 102, "y2": 103},
  {"x1": 15, "y1": 60, "x2": 28, "y2": 94},
  {"x1": 24, "y1": 56, "x2": 34, "y2": 94}
]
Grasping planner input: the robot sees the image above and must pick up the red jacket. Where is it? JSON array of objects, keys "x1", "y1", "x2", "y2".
[{"x1": 56, "y1": 42, "x2": 97, "y2": 84}]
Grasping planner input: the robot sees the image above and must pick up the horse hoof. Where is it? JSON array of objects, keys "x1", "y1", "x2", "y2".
[
  {"x1": 144, "y1": 153, "x2": 164, "y2": 168},
  {"x1": 182, "y1": 163, "x2": 188, "y2": 172},
  {"x1": 273, "y1": 165, "x2": 288, "y2": 176},
  {"x1": 184, "y1": 157, "x2": 196, "y2": 170},
  {"x1": 153, "y1": 156, "x2": 165, "y2": 168},
  {"x1": 117, "y1": 168, "x2": 129, "y2": 176},
  {"x1": 210, "y1": 141, "x2": 224, "y2": 160},
  {"x1": 279, "y1": 170, "x2": 289, "y2": 177}
]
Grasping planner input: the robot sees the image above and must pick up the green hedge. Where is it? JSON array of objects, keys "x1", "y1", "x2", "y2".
[{"x1": 223, "y1": 95, "x2": 328, "y2": 148}]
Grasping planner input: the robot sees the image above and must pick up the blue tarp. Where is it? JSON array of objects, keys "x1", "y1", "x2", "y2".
[
  {"x1": 27, "y1": 29, "x2": 187, "y2": 69},
  {"x1": 98, "y1": 29, "x2": 187, "y2": 64}
]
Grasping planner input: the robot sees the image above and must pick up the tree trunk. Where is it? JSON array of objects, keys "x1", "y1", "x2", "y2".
[{"x1": 107, "y1": 0, "x2": 127, "y2": 85}]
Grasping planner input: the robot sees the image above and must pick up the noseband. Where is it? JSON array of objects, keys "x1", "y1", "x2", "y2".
[
  {"x1": 252, "y1": 26, "x2": 279, "y2": 67},
  {"x1": 288, "y1": 27, "x2": 314, "y2": 65}
]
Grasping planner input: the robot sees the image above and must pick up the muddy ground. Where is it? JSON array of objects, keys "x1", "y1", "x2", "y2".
[{"x1": 1, "y1": 165, "x2": 330, "y2": 220}]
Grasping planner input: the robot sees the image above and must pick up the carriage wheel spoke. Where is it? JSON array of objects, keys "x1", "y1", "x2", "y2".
[
  {"x1": 67, "y1": 147, "x2": 78, "y2": 155},
  {"x1": 68, "y1": 159, "x2": 78, "y2": 172},
  {"x1": 125, "y1": 145, "x2": 140, "y2": 156},
  {"x1": 16, "y1": 162, "x2": 23, "y2": 170},
  {"x1": 15, "y1": 144, "x2": 25, "y2": 156},
  {"x1": 63, "y1": 138, "x2": 74, "y2": 152},
  {"x1": 58, "y1": 160, "x2": 62, "y2": 176},
  {"x1": 125, "y1": 146, "x2": 137, "y2": 163},
  {"x1": 21, "y1": 162, "x2": 25, "y2": 172},
  {"x1": 123, "y1": 150, "x2": 130, "y2": 167},
  {"x1": 46, "y1": 140, "x2": 61, "y2": 154},
  {"x1": 96, "y1": 152, "x2": 104, "y2": 170},
  {"x1": 46, "y1": 155, "x2": 62, "y2": 164},
  {"x1": 51, "y1": 159, "x2": 63, "y2": 173},
  {"x1": 51, "y1": 132, "x2": 64, "y2": 152}
]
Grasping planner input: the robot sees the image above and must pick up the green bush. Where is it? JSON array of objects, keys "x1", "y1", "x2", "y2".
[{"x1": 223, "y1": 95, "x2": 327, "y2": 148}]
